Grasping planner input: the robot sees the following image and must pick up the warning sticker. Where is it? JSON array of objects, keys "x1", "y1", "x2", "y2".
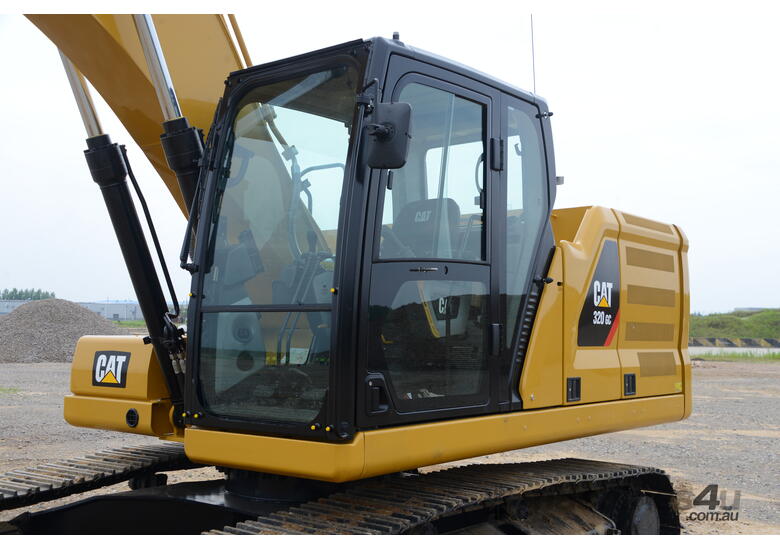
[
  {"x1": 578, "y1": 240, "x2": 621, "y2": 347},
  {"x1": 92, "y1": 351, "x2": 131, "y2": 388}
]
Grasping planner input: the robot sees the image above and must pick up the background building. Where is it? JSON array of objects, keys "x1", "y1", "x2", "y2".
[
  {"x1": 79, "y1": 301, "x2": 143, "y2": 321},
  {"x1": 0, "y1": 299, "x2": 28, "y2": 316}
]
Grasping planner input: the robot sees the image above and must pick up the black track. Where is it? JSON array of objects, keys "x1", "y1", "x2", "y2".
[
  {"x1": 208, "y1": 458, "x2": 680, "y2": 534},
  {"x1": 0, "y1": 442, "x2": 199, "y2": 511}
]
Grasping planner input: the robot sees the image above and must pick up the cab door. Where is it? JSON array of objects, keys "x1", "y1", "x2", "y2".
[{"x1": 357, "y1": 56, "x2": 501, "y2": 427}]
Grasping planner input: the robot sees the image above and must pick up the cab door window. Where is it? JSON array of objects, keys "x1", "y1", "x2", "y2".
[
  {"x1": 504, "y1": 103, "x2": 547, "y2": 345},
  {"x1": 378, "y1": 83, "x2": 486, "y2": 262}
]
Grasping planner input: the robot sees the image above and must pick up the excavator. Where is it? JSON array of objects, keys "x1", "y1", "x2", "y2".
[{"x1": 0, "y1": 14, "x2": 691, "y2": 534}]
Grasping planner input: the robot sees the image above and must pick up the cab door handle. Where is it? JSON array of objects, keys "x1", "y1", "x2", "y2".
[
  {"x1": 490, "y1": 138, "x2": 503, "y2": 171},
  {"x1": 366, "y1": 375, "x2": 390, "y2": 415}
]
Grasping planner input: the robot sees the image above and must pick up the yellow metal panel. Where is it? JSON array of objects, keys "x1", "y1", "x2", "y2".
[
  {"x1": 621, "y1": 212, "x2": 676, "y2": 235},
  {"x1": 26, "y1": 14, "x2": 244, "y2": 215},
  {"x1": 183, "y1": 395, "x2": 683, "y2": 482},
  {"x1": 184, "y1": 428, "x2": 367, "y2": 483},
  {"x1": 560, "y1": 206, "x2": 622, "y2": 404},
  {"x1": 550, "y1": 206, "x2": 589, "y2": 243},
  {"x1": 626, "y1": 285, "x2": 676, "y2": 307},
  {"x1": 65, "y1": 395, "x2": 174, "y2": 437},
  {"x1": 625, "y1": 247, "x2": 676, "y2": 272},
  {"x1": 637, "y1": 351, "x2": 677, "y2": 376},
  {"x1": 70, "y1": 335, "x2": 169, "y2": 401},
  {"x1": 362, "y1": 395, "x2": 683, "y2": 478},
  {"x1": 675, "y1": 225, "x2": 693, "y2": 419},
  {"x1": 66, "y1": 335, "x2": 175, "y2": 436},
  {"x1": 614, "y1": 210, "x2": 683, "y2": 399},
  {"x1": 625, "y1": 322, "x2": 675, "y2": 342},
  {"x1": 519, "y1": 247, "x2": 563, "y2": 408}
]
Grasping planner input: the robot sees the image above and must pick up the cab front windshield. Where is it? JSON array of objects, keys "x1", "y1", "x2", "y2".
[{"x1": 197, "y1": 63, "x2": 360, "y2": 426}]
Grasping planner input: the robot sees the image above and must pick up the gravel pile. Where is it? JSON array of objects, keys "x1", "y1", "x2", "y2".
[{"x1": 0, "y1": 299, "x2": 129, "y2": 363}]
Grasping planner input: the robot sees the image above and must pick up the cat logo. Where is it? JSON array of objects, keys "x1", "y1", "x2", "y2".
[
  {"x1": 92, "y1": 351, "x2": 131, "y2": 388},
  {"x1": 414, "y1": 210, "x2": 432, "y2": 222},
  {"x1": 593, "y1": 280, "x2": 614, "y2": 308}
]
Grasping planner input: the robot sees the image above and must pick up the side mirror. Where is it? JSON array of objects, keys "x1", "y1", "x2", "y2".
[{"x1": 365, "y1": 102, "x2": 411, "y2": 169}]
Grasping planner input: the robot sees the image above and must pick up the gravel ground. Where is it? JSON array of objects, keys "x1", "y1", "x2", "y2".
[
  {"x1": 0, "y1": 300, "x2": 128, "y2": 363},
  {"x1": 1, "y1": 359, "x2": 778, "y2": 533}
]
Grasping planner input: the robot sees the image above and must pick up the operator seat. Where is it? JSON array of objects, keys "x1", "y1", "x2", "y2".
[{"x1": 391, "y1": 198, "x2": 461, "y2": 258}]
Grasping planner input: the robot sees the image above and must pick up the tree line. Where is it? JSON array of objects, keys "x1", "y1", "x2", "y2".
[{"x1": 0, "y1": 288, "x2": 56, "y2": 300}]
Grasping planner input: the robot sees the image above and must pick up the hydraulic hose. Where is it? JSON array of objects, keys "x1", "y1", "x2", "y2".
[{"x1": 84, "y1": 134, "x2": 185, "y2": 406}]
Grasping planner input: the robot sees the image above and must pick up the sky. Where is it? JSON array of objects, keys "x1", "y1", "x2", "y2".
[{"x1": 0, "y1": 2, "x2": 778, "y2": 313}]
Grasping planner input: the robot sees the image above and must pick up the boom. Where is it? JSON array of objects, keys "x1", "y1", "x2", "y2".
[{"x1": 26, "y1": 14, "x2": 247, "y2": 214}]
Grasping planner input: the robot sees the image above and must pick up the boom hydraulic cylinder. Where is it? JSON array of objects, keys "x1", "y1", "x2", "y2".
[
  {"x1": 133, "y1": 14, "x2": 203, "y2": 215},
  {"x1": 83, "y1": 134, "x2": 185, "y2": 405},
  {"x1": 59, "y1": 49, "x2": 185, "y2": 406}
]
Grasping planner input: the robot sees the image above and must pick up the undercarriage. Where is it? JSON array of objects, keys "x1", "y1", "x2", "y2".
[{"x1": 0, "y1": 443, "x2": 679, "y2": 535}]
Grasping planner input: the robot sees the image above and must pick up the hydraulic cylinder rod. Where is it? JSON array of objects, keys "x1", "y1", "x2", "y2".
[
  {"x1": 59, "y1": 50, "x2": 184, "y2": 405},
  {"x1": 59, "y1": 51, "x2": 102, "y2": 138},
  {"x1": 132, "y1": 14, "x2": 181, "y2": 121},
  {"x1": 133, "y1": 14, "x2": 203, "y2": 214}
]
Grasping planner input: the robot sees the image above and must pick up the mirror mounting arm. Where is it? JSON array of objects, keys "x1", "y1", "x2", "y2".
[
  {"x1": 366, "y1": 123, "x2": 394, "y2": 140},
  {"x1": 356, "y1": 78, "x2": 379, "y2": 113}
]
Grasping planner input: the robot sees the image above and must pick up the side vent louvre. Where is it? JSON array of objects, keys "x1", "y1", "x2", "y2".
[
  {"x1": 514, "y1": 286, "x2": 542, "y2": 368},
  {"x1": 566, "y1": 377, "x2": 581, "y2": 402}
]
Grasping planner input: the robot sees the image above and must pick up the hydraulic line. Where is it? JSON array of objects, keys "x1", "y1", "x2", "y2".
[
  {"x1": 83, "y1": 134, "x2": 186, "y2": 399},
  {"x1": 121, "y1": 145, "x2": 181, "y2": 321},
  {"x1": 59, "y1": 45, "x2": 185, "y2": 403},
  {"x1": 227, "y1": 14, "x2": 253, "y2": 67}
]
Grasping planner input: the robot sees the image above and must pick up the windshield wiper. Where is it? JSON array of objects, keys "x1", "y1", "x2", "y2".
[{"x1": 268, "y1": 69, "x2": 339, "y2": 109}]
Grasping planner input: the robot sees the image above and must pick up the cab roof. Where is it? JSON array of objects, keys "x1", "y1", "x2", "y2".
[{"x1": 228, "y1": 37, "x2": 548, "y2": 110}]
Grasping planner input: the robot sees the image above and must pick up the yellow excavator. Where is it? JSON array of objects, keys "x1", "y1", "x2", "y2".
[{"x1": 0, "y1": 14, "x2": 691, "y2": 534}]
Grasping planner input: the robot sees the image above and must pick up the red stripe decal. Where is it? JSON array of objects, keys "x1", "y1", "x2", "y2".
[{"x1": 604, "y1": 309, "x2": 620, "y2": 346}]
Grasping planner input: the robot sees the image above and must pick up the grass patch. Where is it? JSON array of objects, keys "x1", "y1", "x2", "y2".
[
  {"x1": 691, "y1": 351, "x2": 780, "y2": 362},
  {"x1": 690, "y1": 309, "x2": 780, "y2": 338},
  {"x1": 114, "y1": 320, "x2": 147, "y2": 328},
  {"x1": 0, "y1": 386, "x2": 19, "y2": 394}
]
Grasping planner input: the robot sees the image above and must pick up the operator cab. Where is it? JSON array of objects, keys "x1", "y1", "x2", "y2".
[{"x1": 186, "y1": 38, "x2": 558, "y2": 442}]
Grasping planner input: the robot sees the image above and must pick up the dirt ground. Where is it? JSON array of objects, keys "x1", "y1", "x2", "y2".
[{"x1": 1, "y1": 359, "x2": 778, "y2": 534}]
